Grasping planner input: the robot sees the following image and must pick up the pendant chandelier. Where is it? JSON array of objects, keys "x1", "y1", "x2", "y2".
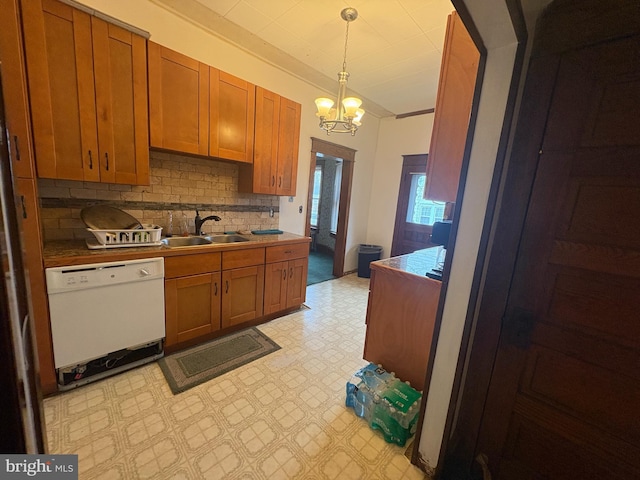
[{"x1": 315, "y1": 7, "x2": 365, "y2": 136}]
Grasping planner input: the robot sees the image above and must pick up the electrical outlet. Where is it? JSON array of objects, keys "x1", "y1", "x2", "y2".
[
  {"x1": 269, "y1": 208, "x2": 274, "y2": 218},
  {"x1": 299, "y1": 205, "x2": 303, "y2": 214},
  {"x1": 288, "y1": 196, "x2": 294, "y2": 202}
]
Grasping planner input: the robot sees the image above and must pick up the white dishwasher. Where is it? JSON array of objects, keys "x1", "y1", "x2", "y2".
[{"x1": 46, "y1": 257, "x2": 165, "y2": 390}]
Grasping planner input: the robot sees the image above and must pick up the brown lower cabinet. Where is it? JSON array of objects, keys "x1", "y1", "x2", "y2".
[
  {"x1": 165, "y1": 272, "x2": 221, "y2": 345},
  {"x1": 263, "y1": 244, "x2": 308, "y2": 315},
  {"x1": 363, "y1": 261, "x2": 441, "y2": 391},
  {"x1": 164, "y1": 252, "x2": 222, "y2": 347},
  {"x1": 221, "y1": 265, "x2": 264, "y2": 328},
  {"x1": 164, "y1": 246, "x2": 267, "y2": 349}
]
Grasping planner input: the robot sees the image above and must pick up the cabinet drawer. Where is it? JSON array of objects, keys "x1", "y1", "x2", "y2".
[
  {"x1": 222, "y1": 247, "x2": 265, "y2": 270},
  {"x1": 266, "y1": 243, "x2": 308, "y2": 263},
  {"x1": 165, "y1": 252, "x2": 221, "y2": 278}
]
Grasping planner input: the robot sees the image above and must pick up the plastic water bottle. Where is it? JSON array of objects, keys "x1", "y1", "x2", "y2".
[{"x1": 345, "y1": 364, "x2": 395, "y2": 422}]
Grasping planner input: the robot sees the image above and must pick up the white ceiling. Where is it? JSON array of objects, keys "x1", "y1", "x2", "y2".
[{"x1": 156, "y1": 0, "x2": 455, "y2": 118}]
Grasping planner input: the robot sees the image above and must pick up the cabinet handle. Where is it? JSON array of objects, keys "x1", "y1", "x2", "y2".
[
  {"x1": 290, "y1": 267, "x2": 293, "y2": 278},
  {"x1": 225, "y1": 280, "x2": 229, "y2": 294},
  {"x1": 214, "y1": 282, "x2": 218, "y2": 296},
  {"x1": 278, "y1": 176, "x2": 282, "y2": 188},
  {"x1": 88, "y1": 150, "x2": 93, "y2": 169},
  {"x1": 272, "y1": 176, "x2": 275, "y2": 186},
  {"x1": 20, "y1": 196, "x2": 27, "y2": 219},
  {"x1": 283, "y1": 269, "x2": 286, "y2": 280},
  {"x1": 13, "y1": 135, "x2": 20, "y2": 161},
  {"x1": 105, "y1": 152, "x2": 109, "y2": 171}
]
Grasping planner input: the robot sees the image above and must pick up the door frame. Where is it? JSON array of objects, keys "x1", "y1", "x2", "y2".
[{"x1": 305, "y1": 137, "x2": 356, "y2": 278}]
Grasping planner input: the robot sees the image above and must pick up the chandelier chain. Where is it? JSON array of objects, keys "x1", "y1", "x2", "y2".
[{"x1": 342, "y1": 19, "x2": 350, "y2": 73}]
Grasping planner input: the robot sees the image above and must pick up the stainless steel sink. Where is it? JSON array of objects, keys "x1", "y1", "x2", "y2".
[
  {"x1": 205, "y1": 234, "x2": 250, "y2": 243},
  {"x1": 161, "y1": 236, "x2": 212, "y2": 247},
  {"x1": 161, "y1": 234, "x2": 250, "y2": 247}
]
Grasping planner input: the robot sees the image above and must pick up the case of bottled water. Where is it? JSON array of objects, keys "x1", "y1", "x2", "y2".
[{"x1": 345, "y1": 363, "x2": 422, "y2": 446}]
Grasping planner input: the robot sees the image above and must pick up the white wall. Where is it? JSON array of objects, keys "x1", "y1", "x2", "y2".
[
  {"x1": 77, "y1": 0, "x2": 382, "y2": 272},
  {"x1": 366, "y1": 114, "x2": 434, "y2": 259}
]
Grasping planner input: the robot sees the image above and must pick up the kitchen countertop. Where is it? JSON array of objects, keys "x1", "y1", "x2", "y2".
[
  {"x1": 370, "y1": 247, "x2": 443, "y2": 278},
  {"x1": 43, "y1": 232, "x2": 310, "y2": 267}
]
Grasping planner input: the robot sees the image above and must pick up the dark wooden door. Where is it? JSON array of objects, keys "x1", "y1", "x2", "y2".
[
  {"x1": 473, "y1": 2, "x2": 640, "y2": 478},
  {"x1": 391, "y1": 155, "x2": 437, "y2": 257}
]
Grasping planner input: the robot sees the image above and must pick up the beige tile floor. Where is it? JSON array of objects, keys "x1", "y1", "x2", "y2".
[{"x1": 43, "y1": 274, "x2": 428, "y2": 480}]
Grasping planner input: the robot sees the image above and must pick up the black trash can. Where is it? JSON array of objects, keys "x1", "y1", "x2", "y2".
[{"x1": 357, "y1": 244, "x2": 383, "y2": 278}]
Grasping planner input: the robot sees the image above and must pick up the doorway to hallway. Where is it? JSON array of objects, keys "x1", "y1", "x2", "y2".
[{"x1": 305, "y1": 137, "x2": 356, "y2": 278}]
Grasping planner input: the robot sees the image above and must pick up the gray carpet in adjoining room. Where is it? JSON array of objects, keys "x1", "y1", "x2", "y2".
[{"x1": 307, "y1": 251, "x2": 335, "y2": 285}]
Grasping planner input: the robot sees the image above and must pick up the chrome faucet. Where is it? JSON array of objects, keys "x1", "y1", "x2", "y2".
[{"x1": 194, "y1": 209, "x2": 221, "y2": 235}]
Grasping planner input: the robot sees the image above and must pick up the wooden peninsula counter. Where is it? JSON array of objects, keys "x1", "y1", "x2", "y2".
[{"x1": 363, "y1": 247, "x2": 443, "y2": 391}]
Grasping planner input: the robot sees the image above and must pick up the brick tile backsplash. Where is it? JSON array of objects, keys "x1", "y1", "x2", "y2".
[{"x1": 39, "y1": 151, "x2": 280, "y2": 241}]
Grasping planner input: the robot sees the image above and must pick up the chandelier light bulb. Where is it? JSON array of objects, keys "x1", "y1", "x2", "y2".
[
  {"x1": 315, "y1": 97, "x2": 334, "y2": 117},
  {"x1": 353, "y1": 108, "x2": 365, "y2": 126},
  {"x1": 342, "y1": 97, "x2": 362, "y2": 118}
]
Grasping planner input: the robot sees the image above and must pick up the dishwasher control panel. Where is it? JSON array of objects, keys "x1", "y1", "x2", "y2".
[{"x1": 46, "y1": 257, "x2": 165, "y2": 294}]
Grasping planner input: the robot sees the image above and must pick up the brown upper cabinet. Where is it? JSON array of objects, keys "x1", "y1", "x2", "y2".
[
  {"x1": 424, "y1": 11, "x2": 479, "y2": 203},
  {"x1": 238, "y1": 87, "x2": 301, "y2": 196},
  {"x1": 148, "y1": 42, "x2": 210, "y2": 156},
  {"x1": 148, "y1": 42, "x2": 256, "y2": 164},
  {"x1": 0, "y1": 0, "x2": 35, "y2": 179},
  {"x1": 210, "y1": 70, "x2": 255, "y2": 163},
  {"x1": 21, "y1": 0, "x2": 149, "y2": 185}
]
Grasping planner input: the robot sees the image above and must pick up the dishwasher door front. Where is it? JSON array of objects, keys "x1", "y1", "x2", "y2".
[{"x1": 46, "y1": 257, "x2": 165, "y2": 369}]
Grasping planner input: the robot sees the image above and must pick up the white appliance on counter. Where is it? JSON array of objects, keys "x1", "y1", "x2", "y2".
[{"x1": 46, "y1": 257, "x2": 165, "y2": 390}]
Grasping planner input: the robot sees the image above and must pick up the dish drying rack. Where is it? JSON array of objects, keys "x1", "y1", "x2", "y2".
[{"x1": 86, "y1": 224, "x2": 163, "y2": 249}]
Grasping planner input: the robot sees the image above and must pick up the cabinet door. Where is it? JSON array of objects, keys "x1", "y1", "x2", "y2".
[
  {"x1": 263, "y1": 261, "x2": 287, "y2": 315},
  {"x1": 210, "y1": 69, "x2": 255, "y2": 163},
  {"x1": 21, "y1": 0, "x2": 100, "y2": 181},
  {"x1": 148, "y1": 41, "x2": 209, "y2": 156},
  {"x1": 15, "y1": 178, "x2": 57, "y2": 394},
  {"x1": 286, "y1": 257, "x2": 308, "y2": 309},
  {"x1": 165, "y1": 272, "x2": 221, "y2": 347},
  {"x1": 0, "y1": 0, "x2": 35, "y2": 179},
  {"x1": 276, "y1": 96, "x2": 301, "y2": 196},
  {"x1": 363, "y1": 267, "x2": 440, "y2": 390},
  {"x1": 221, "y1": 265, "x2": 264, "y2": 328},
  {"x1": 424, "y1": 11, "x2": 479, "y2": 202},
  {"x1": 250, "y1": 87, "x2": 280, "y2": 193},
  {"x1": 92, "y1": 18, "x2": 149, "y2": 185}
]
